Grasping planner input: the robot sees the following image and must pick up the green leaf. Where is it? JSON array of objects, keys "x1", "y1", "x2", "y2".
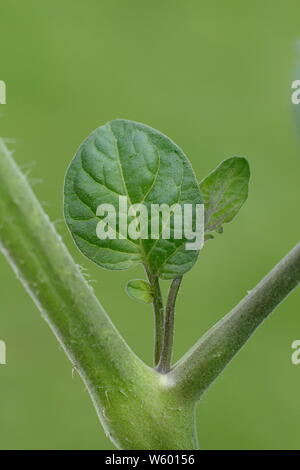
[
  {"x1": 126, "y1": 279, "x2": 153, "y2": 304},
  {"x1": 199, "y1": 157, "x2": 250, "y2": 236},
  {"x1": 64, "y1": 119, "x2": 202, "y2": 279}
]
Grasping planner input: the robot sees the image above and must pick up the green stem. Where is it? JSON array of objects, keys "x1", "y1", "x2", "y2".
[
  {"x1": 0, "y1": 139, "x2": 149, "y2": 440},
  {"x1": 169, "y1": 242, "x2": 300, "y2": 401},
  {"x1": 157, "y1": 277, "x2": 182, "y2": 374},
  {"x1": 145, "y1": 267, "x2": 164, "y2": 366},
  {"x1": 2, "y1": 138, "x2": 300, "y2": 450}
]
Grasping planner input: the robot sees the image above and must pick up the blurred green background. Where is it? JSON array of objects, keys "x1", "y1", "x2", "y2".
[{"x1": 0, "y1": 0, "x2": 300, "y2": 450}]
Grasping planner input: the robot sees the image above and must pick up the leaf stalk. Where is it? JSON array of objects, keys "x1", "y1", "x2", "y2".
[
  {"x1": 157, "y1": 276, "x2": 182, "y2": 374},
  {"x1": 145, "y1": 268, "x2": 165, "y2": 366}
]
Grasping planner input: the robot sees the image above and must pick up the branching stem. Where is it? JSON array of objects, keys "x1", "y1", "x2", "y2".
[
  {"x1": 169, "y1": 242, "x2": 300, "y2": 401},
  {"x1": 1, "y1": 138, "x2": 300, "y2": 450}
]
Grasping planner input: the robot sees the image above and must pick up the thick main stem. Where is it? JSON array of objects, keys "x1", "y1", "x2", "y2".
[
  {"x1": 157, "y1": 277, "x2": 182, "y2": 374},
  {"x1": 169, "y1": 242, "x2": 300, "y2": 401},
  {"x1": 0, "y1": 139, "x2": 144, "y2": 402}
]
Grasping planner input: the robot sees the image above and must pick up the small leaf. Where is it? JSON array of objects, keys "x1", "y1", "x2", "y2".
[
  {"x1": 204, "y1": 233, "x2": 214, "y2": 241},
  {"x1": 199, "y1": 157, "x2": 250, "y2": 236},
  {"x1": 126, "y1": 279, "x2": 153, "y2": 304},
  {"x1": 64, "y1": 119, "x2": 202, "y2": 279}
]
